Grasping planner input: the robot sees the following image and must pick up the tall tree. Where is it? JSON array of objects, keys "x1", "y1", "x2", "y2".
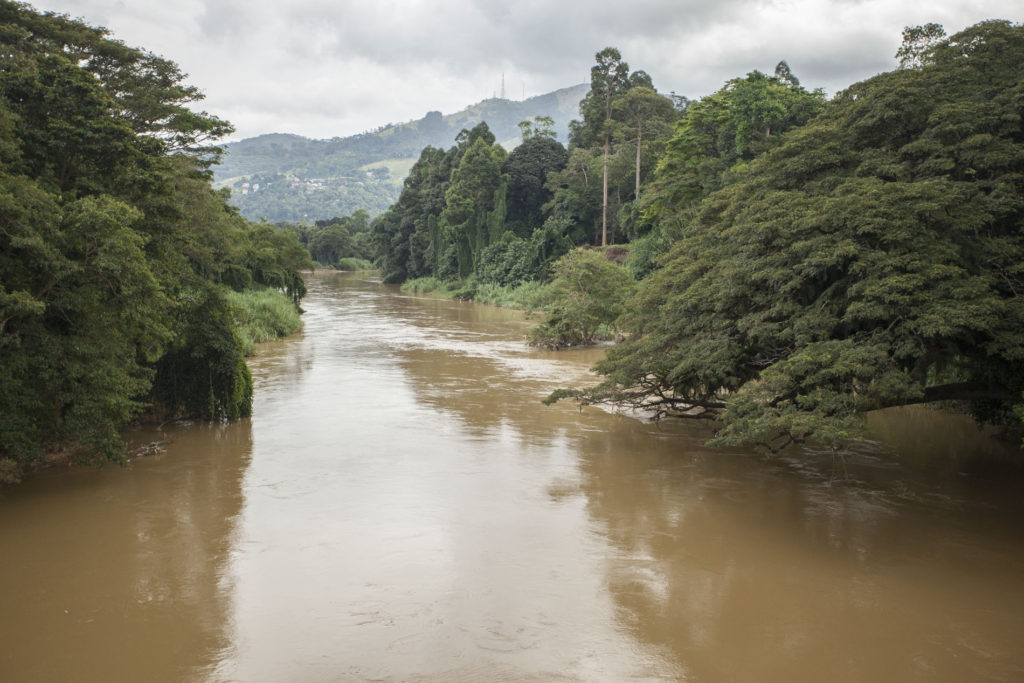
[
  {"x1": 370, "y1": 145, "x2": 455, "y2": 282},
  {"x1": 773, "y1": 60, "x2": 799, "y2": 86},
  {"x1": 441, "y1": 135, "x2": 507, "y2": 277},
  {"x1": 895, "y1": 23, "x2": 946, "y2": 69},
  {"x1": 517, "y1": 116, "x2": 557, "y2": 141},
  {"x1": 611, "y1": 85, "x2": 679, "y2": 201},
  {"x1": 502, "y1": 135, "x2": 568, "y2": 236},
  {"x1": 644, "y1": 69, "x2": 825, "y2": 224},
  {"x1": 572, "y1": 48, "x2": 631, "y2": 246},
  {"x1": 553, "y1": 20, "x2": 1024, "y2": 451}
]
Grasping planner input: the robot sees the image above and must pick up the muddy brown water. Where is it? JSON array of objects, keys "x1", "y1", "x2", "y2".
[{"x1": 2, "y1": 272, "x2": 1023, "y2": 682}]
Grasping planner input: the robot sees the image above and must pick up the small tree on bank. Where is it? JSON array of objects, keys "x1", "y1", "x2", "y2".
[{"x1": 528, "y1": 248, "x2": 634, "y2": 349}]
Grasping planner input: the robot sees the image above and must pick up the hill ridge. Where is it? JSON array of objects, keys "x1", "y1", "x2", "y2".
[{"x1": 213, "y1": 83, "x2": 588, "y2": 223}]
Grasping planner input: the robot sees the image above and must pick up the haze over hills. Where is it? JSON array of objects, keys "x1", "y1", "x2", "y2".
[{"x1": 214, "y1": 83, "x2": 588, "y2": 223}]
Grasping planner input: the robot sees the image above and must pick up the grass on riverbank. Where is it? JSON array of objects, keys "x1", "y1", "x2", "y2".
[
  {"x1": 401, "y1": 277, "x2": 546, "y2": 310},
  {"x1": 310, "y1": 258, "x2": 376, "y2": 271},
  {"x1": 227, "y1": 287, "x2": 303, "y2": 355},
  {"x1": 336, "y1": 257, "x2": 375, "y2": 271}
]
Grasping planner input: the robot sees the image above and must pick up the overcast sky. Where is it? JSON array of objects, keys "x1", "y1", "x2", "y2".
[{"x1": 27, "y1": 0, "x2": 1023, "y2": 141}]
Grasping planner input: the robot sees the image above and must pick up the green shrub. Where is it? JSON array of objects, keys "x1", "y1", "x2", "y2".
[
  {"x1": 402, "y1": 277, "x2": 544, "y2": 309},
  {"x1": 335, "y1": 257, "x2": 375, "y2": 271},
  {"x1": 150, "y1": 287, "x2": 253, "y2": 421},
  {"x1": 447, "y1": 282, "x2": 478, "y2": 301},
  {"x1": 227, "y1": 287, "x2": 303, "y2": 355},
  {"x1": 401, "y1": 277, "x2": 446, "y2": 294},
  {"x1": 472, "y1": 280, "x2": 545, "y2": 308},
  {"x1": 528, "y1": 249, "x2": 635, "y2": 348},
  {"x1": 476, "y1": 233, "x2": 537, "y2": 286}
]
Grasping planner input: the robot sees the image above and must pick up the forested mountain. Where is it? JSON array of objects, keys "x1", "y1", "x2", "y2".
[
  {"x1": 212, "y1": 84, "x2": 587, "y2": 223},
  {"x1": 0, "y1": 2, "x2": 311, "y2": 482}
]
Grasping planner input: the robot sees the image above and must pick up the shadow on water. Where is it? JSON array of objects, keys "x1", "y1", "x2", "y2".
[{"x1": 570, "y1": 415, "x2": 1024, "y2": 682}]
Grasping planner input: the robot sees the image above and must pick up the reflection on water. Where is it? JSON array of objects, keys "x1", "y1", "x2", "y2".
[
  {"x1": 0, "y1": 421, "x2": 250, "y2": 681},
  {"x1": 576, "y1": 422, "x2": 1024, "y2": 681},
  {"x1": 2, "y1": 272, "x2": 1023, "y2": 682}
]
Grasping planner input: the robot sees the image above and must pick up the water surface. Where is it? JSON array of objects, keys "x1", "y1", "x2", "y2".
[{"x1": 2, "y1": 272, "x2": 1022, "y2": 682}]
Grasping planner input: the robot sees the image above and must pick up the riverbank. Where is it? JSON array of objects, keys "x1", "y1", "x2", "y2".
[
  {"x1": 227, "y1": 287, "x2": 304, "y2": 356},
  {"x1": 400, "y1": 277, "x2": 543, "y2": 310},
  {"x1": 0, "y1": 288, "x2": 305, "y2": 486}
]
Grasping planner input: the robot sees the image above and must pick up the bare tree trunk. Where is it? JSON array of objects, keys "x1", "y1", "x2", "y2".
[
  {"x1": 634, "y1": 123, "x2": 642, "y2": 200},
  {"x1": 602, "y1": 135, "x2": 609, "y2": 246}
]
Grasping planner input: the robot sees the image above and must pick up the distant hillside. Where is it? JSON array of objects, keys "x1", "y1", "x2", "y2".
[{"x1": 214, "y1": 83, "x2": 588, "y2": 223}]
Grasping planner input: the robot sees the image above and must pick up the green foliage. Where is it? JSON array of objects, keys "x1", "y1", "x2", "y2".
[
  {"x1": 0, "y1": 0, "x2": 232, "y2": 165},
  {"x1": 475, "y1": 218, "x2": 574, "y2": 287},
  {"x1": 476, "y1": 233, "x2": 537, "y2": 286},
  {"x1": 517, "y1": 116, "x2": 557, "y2": 141},
  {"x1": 611, "y1": 85, "x2": 680, "y2": 196},
  {"x1": 371, "y1": 144, "x2": 457, "y2": 282},
  {"x1": 227, "y1": 287, "x2": 303, "y2": 356},
  {"x1": 441, "y1": 135, "x2": 507, "y2": 277},
  {"x1": 150, "y1": 287, "x2": 252, "y2": 421},
  {"x1": 644, "y1": 69, "x2": 826, "y2": 224},
  {"x1": 243, "y1": 224, "x2": 312, "y2": 303},
  {"x1": 371, "y1": 123, "x2": 513, "y2": 284},
  {"x1": 308, "y1": 223, "x2": 355, "y2": 265},
  {"x1": 528, "y1": 248, "x2": 635, "y2": 348},
  {"x1": 0, "y1": 3, "x2": 310, "y2": 480},
  {"x1": 400, "y1": 276, "x2": 447, "y2": 294},
  {"x1": 292, "y1": 209, "x2": 374, "y2": 268},
  {"x1": 552, "y1": 48, "x2": 678, "y2": 247},
  {"x1": 614, "y1": 66, "x2": 825, "y2": 279},
  {"x1": 570, "y1": 47, "x2": 631, "y2": 149},
  {"x1": 544, "y1": 147, "x2": 603, "y2": 243},
  {"x1": 335, "y1": 257, "x2": 374, "y2": 271},
  {"x1": 401, "y1": 276, "x2": 542, "y2": 310},
  {"x1": 623, "y1": 228, "x2": 676, "y2": 279},
  {"x1": 471, "y1": 280, "x2": 545, "y2": 309},
  {"x1": 564, "y1": 20, "x2": 1024, "y2": 450},
  {"x1": 896, "y1": 23, "x2": 946, "y2": 69},
  {"x1": 502, "y1": 135, "x2": 568, "y2": 236}
]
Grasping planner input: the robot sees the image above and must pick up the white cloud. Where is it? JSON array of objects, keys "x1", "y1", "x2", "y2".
[{"x1": 25, "y1": 0, "x2": 1024, "y2": 140}]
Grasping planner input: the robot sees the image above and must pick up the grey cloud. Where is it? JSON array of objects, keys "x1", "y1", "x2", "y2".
[
  {"x1": 269, "y1": 0, "x2": 754, "y2": 79},
  {"x1": 27, "y1": 0, "x2": 1024, "y2": 139},
  {"x1": 198, "y1": 0, "x2": 255, "y2": 40}
]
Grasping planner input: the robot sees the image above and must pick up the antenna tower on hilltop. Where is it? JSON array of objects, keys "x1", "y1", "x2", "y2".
[{"x1": 501, "y1": 72, "x2": 505, "y2": 99}]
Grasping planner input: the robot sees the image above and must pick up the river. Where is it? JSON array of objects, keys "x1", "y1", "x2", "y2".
[{"x1": 2, "y1": 272, "x2": 1023, "y2": 682}]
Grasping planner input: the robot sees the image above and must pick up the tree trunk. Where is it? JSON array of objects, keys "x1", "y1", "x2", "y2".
[
  {"x1": 602, "y1": 135, "x2": 609, "y2": 246},
  {"x1": 635, "y1": 123, "x2": 642, "y2": 200}
]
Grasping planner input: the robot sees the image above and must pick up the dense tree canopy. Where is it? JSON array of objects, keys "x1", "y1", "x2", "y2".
[
  {"x1": 441, "y1": 135, "x2": 507, "y2": 278},
  {"x1": 557, "y1": 20, "x2": 1024, "y2": 450},
  {"x1": 644, "y1": 70, "x2": 826, "y2": 223},
  {"x1": 0, "y1": 2, "x2": 311, "y2": 481},
  {"x1": 371, "y1": 144, "x2": 457, "y2": 283},
  {"x1": 502, "y1": 135, "x2": 568, "y2": 237}
]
